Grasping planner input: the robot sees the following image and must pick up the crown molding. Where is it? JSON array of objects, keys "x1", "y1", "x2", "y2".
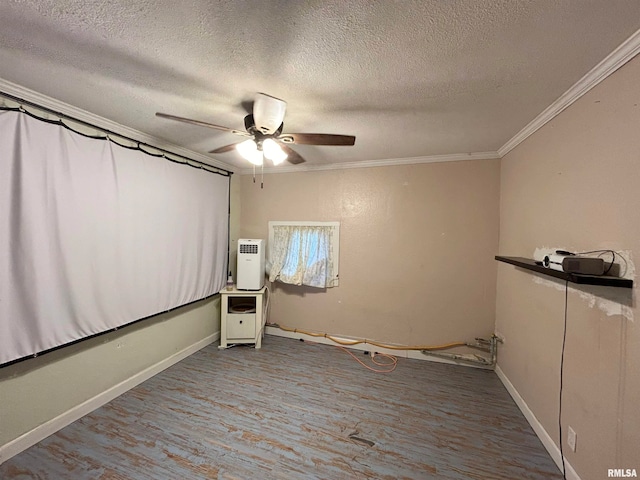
[
  {"x1": 238, "y1": 151, "x2": 500, "y2": 175},
  {"x1": 1, "y1": 79, "x2": 497, "y2": 175},
  {"x1": 0, "y1": 78, "x2": 238, "y2": 173},
  {"x1": 499, "y1": 28, "x2": 640, "y2": 157},
  {"x1": 7, "y1": 23, "x2": 638, "y2": 174}
]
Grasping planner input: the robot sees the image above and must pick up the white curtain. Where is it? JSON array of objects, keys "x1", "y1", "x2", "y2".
[
  {"x1": 268, "y1": 225, "x2": 337, "y2": 288},
  {"x1": 0, "y1": 111, "x2": 229, "y2": 365}
]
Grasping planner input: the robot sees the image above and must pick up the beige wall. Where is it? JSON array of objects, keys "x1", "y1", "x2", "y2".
[
  {"x1": 496, "y1": 55, "x2": 640, "y2": 479},
  {"x1": 240, "y1": 160, "x2": 500, "y2": 347},
  {"x1": 0, "y1": 296, "x2": 220, "y2": 453}
]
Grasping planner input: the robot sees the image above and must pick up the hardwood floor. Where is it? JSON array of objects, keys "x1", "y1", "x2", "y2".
[{"x1": 1, "y1": 335, "x2": 563, "y2": 479}]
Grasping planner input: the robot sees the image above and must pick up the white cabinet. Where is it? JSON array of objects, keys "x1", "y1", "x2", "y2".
[{"x1": 219, "y1": 286, "x2": 267, "y2": 349}]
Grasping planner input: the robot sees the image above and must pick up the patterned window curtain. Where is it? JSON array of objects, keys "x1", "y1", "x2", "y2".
[{"x1": 269, "y1": 225, "x2": 337, "y2": 288}]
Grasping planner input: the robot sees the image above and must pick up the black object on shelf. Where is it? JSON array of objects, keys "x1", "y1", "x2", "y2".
[{"x1": 495, "y1": 256, "x2": 633, "y2": 288}]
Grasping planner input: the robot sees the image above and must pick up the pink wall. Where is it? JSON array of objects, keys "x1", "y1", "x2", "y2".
[
  {"x1": 239, "y1": 159, "x2": 500, "y2": 347},
  {"x1": 497, "y1": 55, "x2": 640, "y2": 478}
]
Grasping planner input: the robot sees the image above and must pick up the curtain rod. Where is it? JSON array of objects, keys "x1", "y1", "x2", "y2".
[{"x1": 0, "y1": 90, "x2": 233, "y2": 177}]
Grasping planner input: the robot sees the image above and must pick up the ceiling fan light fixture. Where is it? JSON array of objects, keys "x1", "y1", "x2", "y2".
[
  {"x1": 263, "y1": 138, "x2": 288, "y2": 165},
  {"x1": 236, "y1": 139, "x2": 263, "y2": 165}
]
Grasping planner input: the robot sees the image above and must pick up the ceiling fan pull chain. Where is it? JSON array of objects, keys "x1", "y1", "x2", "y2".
[
  {"x1": 261, "y1": 163, "x2": 264, "y2": 189},
  {"x1": 253, "y1": 164, "x2": 256, "y2": 183}
]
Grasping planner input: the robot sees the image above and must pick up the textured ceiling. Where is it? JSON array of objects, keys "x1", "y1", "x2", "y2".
[{"x1": 1, "y1": 0, "x2": 640, "y2": 170}]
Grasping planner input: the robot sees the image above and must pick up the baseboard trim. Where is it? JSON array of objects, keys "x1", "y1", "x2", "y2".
[
  {"x1": 495, "y1": 365, "x2": 581, "y2": 480},
  {"x1": 264, "y1": 327, "x2": 489, "y2": 368},
  {"x1": 0, "y1": 332, "x2": 219, "y2": 464}
]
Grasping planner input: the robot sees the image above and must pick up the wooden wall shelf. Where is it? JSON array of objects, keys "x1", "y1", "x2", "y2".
[{"x1": 495, "y1": 256, "x2": 633, "y2": 288}]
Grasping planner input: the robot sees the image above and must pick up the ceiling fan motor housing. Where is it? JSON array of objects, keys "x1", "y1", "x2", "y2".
[
  {"x1": 244, "y1": 115, "x2": 283, "y2": 143},
  {"x1": 252, "y1": 93, "x2": 287, "y2": 134}
]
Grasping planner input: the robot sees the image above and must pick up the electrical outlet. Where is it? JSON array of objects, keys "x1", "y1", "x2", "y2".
[{"x1": 567, "y1": 426, "x2": 577, "y2": 452}]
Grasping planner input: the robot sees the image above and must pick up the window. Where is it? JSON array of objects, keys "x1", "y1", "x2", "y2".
[{"x1": 268, "y1": 221, "x2": 340, "y2": 288}]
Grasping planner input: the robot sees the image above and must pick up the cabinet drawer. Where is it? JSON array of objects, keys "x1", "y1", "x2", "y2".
[{"x1": 226, "y1": 313, "x2": 256, "y2": 339}]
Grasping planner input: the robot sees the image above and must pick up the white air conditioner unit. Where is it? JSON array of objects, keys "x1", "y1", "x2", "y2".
[{"x1": 237, "y1": 239, "x2": 265, "y2": 290}]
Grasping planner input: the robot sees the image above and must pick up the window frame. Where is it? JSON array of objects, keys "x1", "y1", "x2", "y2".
[{"x1": 268, "y1": 221, "x2": 340, "y2": 286}]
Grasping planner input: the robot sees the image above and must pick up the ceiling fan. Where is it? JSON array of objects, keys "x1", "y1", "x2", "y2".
[{"x1": 156, "y1": 93, "x2": 356, "y2": 166}]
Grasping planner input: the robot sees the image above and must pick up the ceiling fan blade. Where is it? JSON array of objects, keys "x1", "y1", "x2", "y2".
[
  {"x1": 278, "y1": 133, "x2": 356, "y2": 146},
  {"x1": 155, "y1": 112, "x2": 250, "y2": 136},
  {"x1": 278, "y1": 143, "x2": 306, "y2": 165},
  {"x1": 209, "y1": 143, "x2": 240, "y2": 154}
]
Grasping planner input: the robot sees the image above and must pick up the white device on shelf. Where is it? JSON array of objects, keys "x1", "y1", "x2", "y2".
[
  {"x1": 543, "y1": 253, "x2": 605, "y2": 275},
  {"x1": 237, "y1": 239, "x2": 266, "y2": 290}
]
